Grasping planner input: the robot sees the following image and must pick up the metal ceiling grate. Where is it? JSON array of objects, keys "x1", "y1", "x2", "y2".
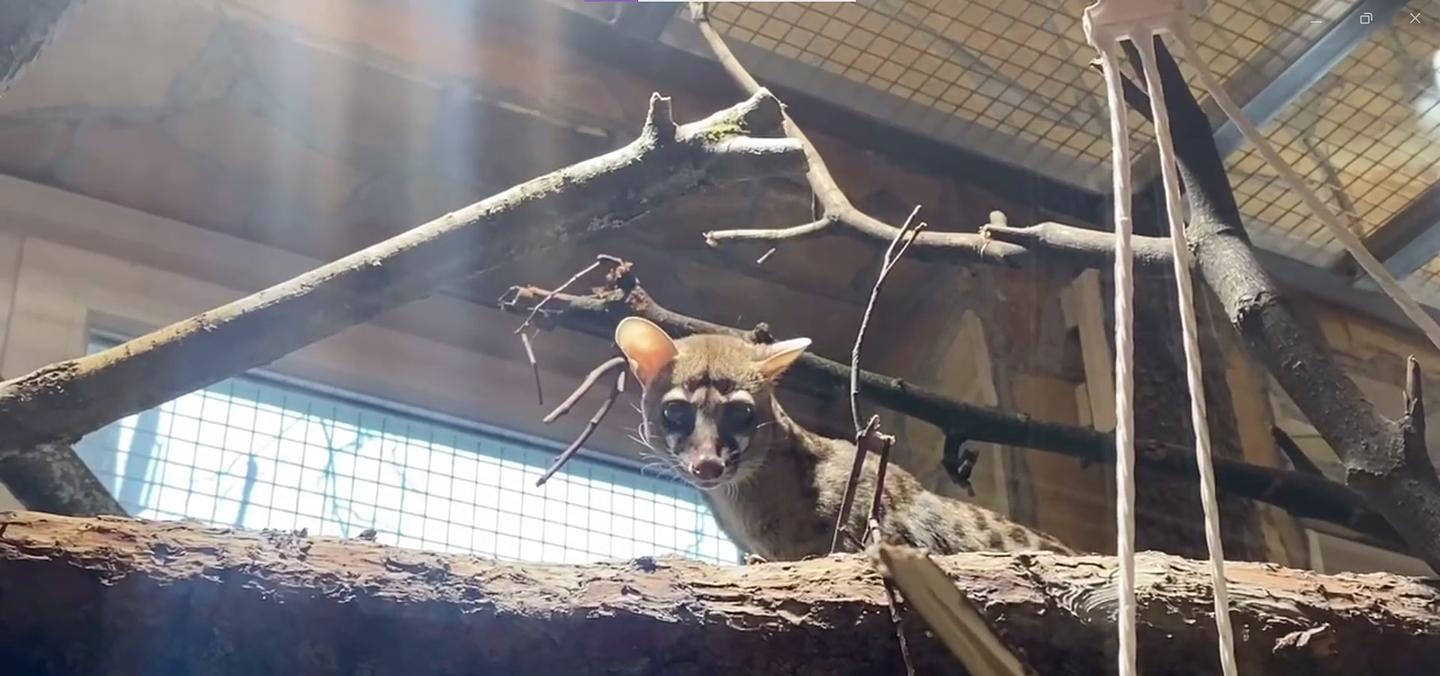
[
  {"x1": 1225, "y1": 16, "x2": 1440, "y2": 267},
  {"x1": 694, "y1": 0, "x2": 1340, "y2": 187}
]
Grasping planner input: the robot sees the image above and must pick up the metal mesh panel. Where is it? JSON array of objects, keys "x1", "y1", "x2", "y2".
[
  {"x1": 1226, "y1": 16, "x2": 1440, "y2": 266},
  {"x1": 694, "y1": 0, "x2": 1336, "y2": 184},
  {"x1": 74, "y1": 338, "x2": 741, "y2": 565}
]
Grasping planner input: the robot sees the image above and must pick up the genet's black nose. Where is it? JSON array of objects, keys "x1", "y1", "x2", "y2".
[{"x1": 691, "y1": 458, "x2": 725, "y2": 480}]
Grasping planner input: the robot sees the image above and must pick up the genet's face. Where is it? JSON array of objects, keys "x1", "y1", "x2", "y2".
[
  {"x1": 653, "y1": 370, "x2": 762, "y2": 488},
  {"x1": 643, "y1": 335, "x2": 780, "y2": 489},
  {"x1": 613, "y1": 319, "x2": 810, "y2": 490}
]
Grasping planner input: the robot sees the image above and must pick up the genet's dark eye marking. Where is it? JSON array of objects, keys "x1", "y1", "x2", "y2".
[
  {"x1": 723, "y1": 402, "x2": 755, "y2": 429},
  {"x1": 661, "y1": 400, "x2": 695, "y2": 432}
]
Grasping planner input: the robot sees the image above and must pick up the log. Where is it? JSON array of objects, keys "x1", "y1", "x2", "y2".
[{"x1": 1, "y1": 511, "x2": 1436, "y2": 675}]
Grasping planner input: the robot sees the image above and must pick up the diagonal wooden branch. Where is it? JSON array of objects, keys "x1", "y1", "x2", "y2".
[
  {"x1": 498, "y1": 270, "x2": 1401, "y2": 548},
  {"x1": 1113, "y1": 39, "x2": 1440, "y2": 572},
  {"x1": 0, "y1": 91, "x2": 802, "y2": 469},
  {"x1": 0, "y1": 443, "x2": 123, "y2": 516}
]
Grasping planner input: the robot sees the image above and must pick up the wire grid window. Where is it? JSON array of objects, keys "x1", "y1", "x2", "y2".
[{"x1": 73, "y1": 338, "x2": 742, "y2": 565}]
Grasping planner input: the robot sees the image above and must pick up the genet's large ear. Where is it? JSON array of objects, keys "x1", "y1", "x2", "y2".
[
  {"x1": 756, "y1": 337, "x2": 811, "y2": 381},
  {"x1": 614, "y1": 317, "x2": 679, "y2": 387}
]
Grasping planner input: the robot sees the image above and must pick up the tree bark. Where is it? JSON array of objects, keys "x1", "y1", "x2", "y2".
[
  {"x1": 1132, "y1": 281, "x2": 1266, "y2": 561},
  {"x1": 0, "y1": 511, "x2": 1435, "y2": 676}
]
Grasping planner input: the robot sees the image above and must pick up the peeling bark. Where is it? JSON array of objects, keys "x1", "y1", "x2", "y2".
[{"x1": 0, "y1": 511, "x2": 1435, "y2": 676}]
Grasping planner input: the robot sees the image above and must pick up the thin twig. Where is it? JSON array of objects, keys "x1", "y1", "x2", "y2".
[
  {"x1": 512, "y1": 255, "x2": 624, "y2": 406},
  {"x1": 882, "y1": 577, "x2": 918, "y2": 676},
  {"x1": 521, "y1": 333, "x2": 543, "y2": 406},
  {"x1": 864, "y1": 433, "x2": 897, "y2": 545},
  {"x1": 543, "y1": 356, "x2": 627, "y2": 424},
  {"x1": 536, "y1": 368, "x2": 627, "y2": 487},
  {"x1": 515, "y1": 255, "x2": 624, "y2": 335},
  {"x1": 831, "y1": 204, "x2": 922, "y2": 552},
  {"x1": 851, "y1": 205, "x2": 926, "y2": 431},
  {"x1": 831, "y1": 415, "x2": 881, "y2": 554}
]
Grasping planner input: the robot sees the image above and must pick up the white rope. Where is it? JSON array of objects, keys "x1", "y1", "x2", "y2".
[
  {"x1": 1091, "y1": 39, "x2": 1139, "y2": 676},
  {"x1": 1084, "y1": 3, "x2": 1239, "y2": 675},
  {"x1": 1134, "y1": 34, "x2": 1240, "y2": 676}
]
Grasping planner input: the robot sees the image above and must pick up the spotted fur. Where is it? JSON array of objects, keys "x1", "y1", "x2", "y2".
[{"x1": 617, "y1": 322, "x2": 1076, "y2": 561}]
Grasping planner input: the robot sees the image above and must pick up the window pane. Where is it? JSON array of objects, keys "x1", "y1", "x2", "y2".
[{"x1": 74, "y1": 338, "x2": 741, "y2": 565}]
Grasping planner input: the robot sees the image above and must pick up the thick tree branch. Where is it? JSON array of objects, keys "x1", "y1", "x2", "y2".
[
  {"x1": 498, "y1": 270, "x2": 1399, "y2": 546},
  {"x1": 1, "y1": 511, "x2": 1436, "y2": 676},
  {"x1": 1114, "y1": 39, "x2": 1440, "y2": 572},
  {"x1": 0, "y1": 92, "x2": 803, "y2": 465}
]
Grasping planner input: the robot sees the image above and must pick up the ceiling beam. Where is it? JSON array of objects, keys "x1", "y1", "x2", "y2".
[
  {"x1": 1211, "y1": 0, "x2": 1408, "y2": 156},
  {"x1": 1346, "y1": 183, "x2": 1440, "y2": 282}
]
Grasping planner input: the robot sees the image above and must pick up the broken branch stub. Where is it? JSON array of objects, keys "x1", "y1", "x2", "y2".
[{"x1": 0, "y1": 91, "x2": 804, "y2": 455}]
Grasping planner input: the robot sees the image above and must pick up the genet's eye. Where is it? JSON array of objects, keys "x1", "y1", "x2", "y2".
[
  {"x1": 661, "y1": 400, "x2": 694, "y2": 431},
  {"x1": 723, "y1": 402, "x2": 755, "y2": 428}
]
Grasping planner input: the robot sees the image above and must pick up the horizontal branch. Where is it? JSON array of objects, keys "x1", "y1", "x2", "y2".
[
  {"x1": 1, "y1": 511, "x2": 1435, "y2": 675},
  {"x1": 498, "y1": 272, "x2": 1399, "y2": 546},
  {"x1": 0, "y1": 91, "x2": 804, "y2": 463}
]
